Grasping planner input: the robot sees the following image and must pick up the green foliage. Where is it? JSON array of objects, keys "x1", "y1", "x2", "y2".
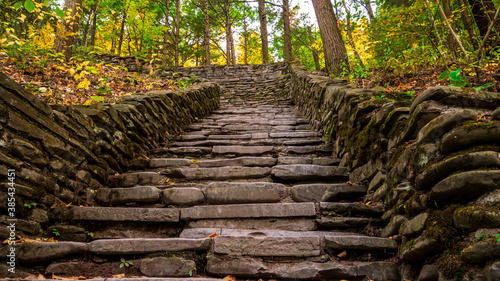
[
  {"x1": 119, "y1": 258, "x2": 133, "y2": 268},
  {"x1": 23, "y1": 202, "x2": 36, "y2": 208},
  {"x1": 438, "y1": 69, "x2": 468, "y2": 87},
  {"x1": 52, "y1": 228, "x2": 60, "y2": 236},
  {"x1": 84, "y1": 231, "x2": 94, "y2": 237}
]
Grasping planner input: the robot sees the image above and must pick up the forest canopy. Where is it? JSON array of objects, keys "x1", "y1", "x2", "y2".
[{"x1": 0, "y1": 0, "x2": 499, "y2": 90}]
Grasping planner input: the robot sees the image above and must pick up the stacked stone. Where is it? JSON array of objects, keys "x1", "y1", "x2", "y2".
[{"x1": 290, "y1": 64, "x2": 500, "y2": 281}]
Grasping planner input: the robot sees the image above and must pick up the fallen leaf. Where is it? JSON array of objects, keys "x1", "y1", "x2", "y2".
[
  {"x1": 111, "y1": 274, "x2": 125, "y2": 278},
  {"x1": 46, "y1": 237, "x2": 58, "y2": 242},
  {"x1": 207, "y1": 232, "x2": 219, "y2": 238},
  {"x1": 223, "y1": 275, "x2": 236, "y2": 281},
  {"x1": 37, "y1": 274, "x2": 46, "y2": 280},
  {"x1": 337, "y1": 250, "x2": 347, "y2": 258}
]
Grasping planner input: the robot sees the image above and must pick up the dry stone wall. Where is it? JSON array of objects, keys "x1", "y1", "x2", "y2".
[
  {"x1": 0, "y1": 72, "x2": 219, "y2": 239},
  {"x1": 289, "y1": 64, "x2": 500, "y2": 280}
]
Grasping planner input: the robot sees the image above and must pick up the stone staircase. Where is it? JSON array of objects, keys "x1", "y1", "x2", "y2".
[{"x1": 18, "y1": 91, "x2": 400, "y2": 280}]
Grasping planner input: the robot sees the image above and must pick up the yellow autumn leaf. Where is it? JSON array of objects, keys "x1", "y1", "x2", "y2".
[
  {"x1": 77, "y1": 79, "x2": 90, "y2": 90},
  {"x1": 18, "y1": 14, "x2": 26, "y2": 22},
  {"x1": 83, "y1": 99, "x2": 92, "y2": 106}
]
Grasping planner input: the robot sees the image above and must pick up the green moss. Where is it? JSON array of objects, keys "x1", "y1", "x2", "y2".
[
  {"x1": 404, "y1": 238, "x2": 416, "y2": 250},
  {"x1": 435, "y1": 242, "x2": 468, "y2": 279},
  {"x1": 454, "y1": 205, "x2": 499, "y2": 226},
  {"x1": 424, "y1": 207, "x2": 459, "y2": 246},
  {"x1": 418, "y1": 145, "x2": 500, "y2": 173},
  {"x1": 460, "y1": 120, "x2": 496, "y2": 131},
  {"x1": 386, "y1": 145, "x2": 407, "y2": 170}
]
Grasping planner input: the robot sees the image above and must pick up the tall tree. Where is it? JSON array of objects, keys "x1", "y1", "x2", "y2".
[
  {"x1": 341, "y1": 0, "x2": 364, "y2": 68},
  {"x1": 162, "y1": 0, "x2": 171, "y2": 67},
  {"x1": 243, "y1": 1, "x2": 248, "y2": 64},
  {"x1": 53, "y1": 0, "x2": 84, "y2": 60},
  {"x1": 203, "y1": 0, "x2": 211, "y2": 65},
  {"x1": 174, "y1": 0, "x2": 180, "y2": 66},
  {"x1": 468, "y1": 0, "x2": 500, "y2": 48},
  {"x1": 283, "y1": 0, "x2": 292, "y2": 61},
  {"x1": 311, "y1": 0, "x2": 349, "y2": 75},
  {"x1": 117, "y1": 2, "x2": 129, "y2": 56},
  {"x1": 258, "y1": 0, "x2": 269, "y2": 63},
  {"x1": 308, "y1": 26, "x2": 321, "y2": 70}
]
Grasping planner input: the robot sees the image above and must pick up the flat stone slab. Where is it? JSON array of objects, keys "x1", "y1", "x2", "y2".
[
  {"x1": 291, "y1": 183, "x2": 366, "y2": 202},
  {"x1": 18, "y1": 242, "x2": 87, "y2": 263},
  {"x1": 206, "y1": 182, "x2": 287, "y2": 204},
  {"x1": 96, "y1": 186, "x2": 161, "y2": 205},
  {"x1": 270, "y1": 132, "x2": 319, "y2": 138},
  {"x1": 207, "y1": 134, "x2": 252, "y2": 140},
  {"x1": 285, "y1": 146, "x2": 333, "y2": 154},
  {"x1": 53, "y1": 206, "x2": 179, "y2": 222},
  {"x1": 180, "y1": 228, "x2": 356, "y2": 239},
  {"x1": 213, "y1": 236, "x2": 321, "y2": 257},
  {"x1": 140, "y1": 257, "x2": 196, "y2": 277},
  {"x1": 324, "y1": 235, "x2": 397, "y2": 251},
  {"x1": 181, "y1": 202, "x2": 316, "y2": 220},
  {"x1": 212, "y1": 145, "x2": 274, "y2": 155},
  {"x1": 162, "y1": 187, "x2": 205, "y2": 206},
  {"x1": 197, "y1": 157, "x2": 276, "y2": 167},
  {"x1": 318, "y1": 217, "x2": 375, "y2": 227},
  {"x1": 88, "y1": 238, "x2": 210, "y2": 254},
  {"x1": 278, "y1": 156, "x2": 313, "y2": 165},
  {"x1": 168, "y1": 147, "x2": 212, "y2": 154},
  {"x1": 149, "y1": 158, "x2": 193, "y2": 168},
  {"x1": 320, "y1": 202, "x2": 384, "y2": 214},
  {"x1": 187, "y1": 218, "x2": 317, "y2": 231},
  {"x1": 171, "y1": 140, "x2": 240, "y2": 147},
  {"x1": 272, "y1": 165, "x2": 348, "y2": 180},
  {"x1": 110, "y1": 172, "x2": 160, "y2": 187},
  {"x1": 173, "y1": 166, "x2": 271, "y2": 180}
]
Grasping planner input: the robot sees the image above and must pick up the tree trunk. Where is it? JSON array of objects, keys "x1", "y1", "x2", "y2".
[
  {"x1": 442, "y1": 0, "x2": 458, "y2": 60},
  {"x1": 243, "y1": 1, "x2": 248, "y2": 64},
  {"x1": 311, "y1": 0, "x2": 349, "y2": 75},
  {"x1": 468, "y1": 0, "x2": 500, "y2": 44},
  {"x1": 117, "y1": 8, "x2": 128, "y2": 56},
  {"x1": 89, "y1": 0, "x2": 100, "y2": 47},
  {"x1": 224, "y1": 0, "x2": 232, "y2": 65},
  {"x1": 341, "y1": 0, "x2": 364, "y2": 68},
  {"x1": 53, "y1": 0, "x2": 84, "y2": 61},
  {"x1": 203, "y1": 0, "x2": 210, "y2": 65},
  {"x1": 162, "y1": 0, "x2": 171, "y2": 68},
  {"x1": 174, "y1": 0, "x2": 180, "y2": 67},
  {"x1": 258, "y1": 0, "x2": 269, "y2": 63},
  {"x1": 308, "y1": 26, "x2": 321, "y2": 70},
  {"x1": 458, "y1": 0, "x2": 479, "y2": 50},
  {"x1": 283, "y1": 0, "x2": 292, "y2": 62}
]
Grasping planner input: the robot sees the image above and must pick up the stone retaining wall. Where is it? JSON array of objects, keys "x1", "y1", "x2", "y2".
[
  {"x1": 289, "y1": 64, "x2": 500, "y2": 280},
  {"x1": 0, "y1": 72, "x2": 219, "y2": 228},
  {"x1": 91, "y1": 54, "x2": 288, "y2": 95}
]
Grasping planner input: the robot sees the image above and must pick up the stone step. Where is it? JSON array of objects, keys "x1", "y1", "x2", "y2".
[
  {"x1": 284, "y1": 145, "x2": 333, "y2": 154},
  {"x1": 96, "y1": 186, "x2": 162, "y2": 205},
  {"x1": 270, "y1": 131, "x2": 321, "y2": 138},
  {"x1": 196, "y1": 157, "x2": 276, "y2": 167},
  {"x1": 52, "y1": 206, "x2": 179, "y2": 222},
  {"x1": 110, "y1": 172, "x2": 161, "y2": 187},
  {"x1": 207, "y1": 134, "x2": 252, "y2": 140},
  {"x1": 164, "y1": 166, "x2": 271, "y2": 180},
  {"x1": 318, "y1": 217, "x2": 381, "y2": 228},
  {"x1": 150, "y1": 158, "x2": 192, "y2": 168},
  {"x1": 180, "y1": 228, "x2": 357, "y2": 238},
  {"x1": 212, "y1": 145, "x2": 274, "y2": 155},
  {"x1": 205, "y1": 182, "x2": 287, "y2": 204},
  {"x1": 181, "y1": 202, "x2": 316, "y2": 220},
  {"x1": 167, "y1": 147, "x2": 212, "y2": 155},
  {"x1": 206, "y1": 255, "x2": 400, "y2": 280},
  {"x1": 88, "y1": 238, "x2": 210, "y2": 254},
  {"x1": 170, "y1": 140, "x2": 240, "y2": 147},
  {"x1": 212, "y1": 236, "x2": 321, "y2": 257},
  {"x1": 185, "y1": 218, "x2": 317, "y2": 231},
  {"x1": 15, "y1": 279, "x2": 219, "y2": 281},
  {"x1": 320, "y1": 202, "x2": 384, "y2": 215},
  {"x1": 271, "y1": 165, "x2": 348, "y2": 181},
  {"x1": 291, "y1": 183, "x2": 367, "y2": 202}
]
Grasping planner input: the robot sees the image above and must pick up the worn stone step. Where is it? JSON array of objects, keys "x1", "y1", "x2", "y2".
[
  {"x1": 320, "y1": 202, "x2": 384, "y2": 214},
  {"x1": 88, "y1": 238, "x2": 210, "y2": 254},
  {"x1": 181, "y1": 202, "x2": 316, "y2": 220},
  {"x1": 291, "y1": 183, "x2": 367, "y2": 202},
  {"x1": 150, "y1": 158, "x2": 193, "y2": 168},
  {"x1": 283, "y1": 139, "x2": 323, "y2": 146},
  {"x1": 96, "y1": 186, "x2": 162, "y2": 205},
  {"x1": 110, "y1": 172, "x2": 161, "y2": 187},
  {"x1": 52, "y1": 206, "x2": 179, "y2": 222},
  {"x1": 206, "y1": 255, "x2": 400, "y2": 280},
  {"x1": 179, "y1": 228, "x2": 356, "y2": 238},
  {"x1": 270, "y1": 131, "x2": 321, "y2": 138},
  {"x1": 170, "y1": 140, "x2": 240, "y2": 147},
  {"x1": 318, "y1": 217, "x2": 380, "y2": 228},
  {"x1": 16, "y1": 241, "x2": 87, "y2": 263},
  {"x1": 324, "y1": 235, "x2": 397, "y2": 251},
  {"x1": 186, "y1": 218, "x2": 317, "y2": 231},
  {"x1": 212, "y1": 145, "x2": 274, "y2": 155},
  {"x1": 284, "y1": 145, "x2": 333, "y2": 154},
  {"x1": 196, "y1": 157, "x2": 276, "y2": 167},
  {"x1": 207, "y1": 134, "x2": 252, "y2": 140},
  {"x1": 205, "y1": 182, "x2": 287, "y2": 204},
  {"x1": 212, "y1": 236, "x2": 321, "y2": 257},
  {"x1": 168, "y1": 147, "x2": 212, "y2": 155},
  {"x1": 165, "y1": 166, "x2": 271, "y2": 180},
  {"x1": 271, "y1": 165, "x2": 348, "y2": 181}
]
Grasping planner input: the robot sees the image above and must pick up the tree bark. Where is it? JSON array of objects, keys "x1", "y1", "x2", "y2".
[
  {"x1": 283, "y1": 0, "x2": 292, "y2": 62},
  {"x1": 174, "y1": 0, "x2": 180, "y2": 67},
  {"x1": 89, "y1": 0, "x2": 100, "y2": 47},
  {"x1": 458, "y1": 0, "x2": 479, "y2": 50},
  {"x1": 308, "y1": 26, "x2": 321, "y2": 70},
  {"x1": 341, "y1": 0, "x2": 364, "y2": 68},
  {"x1": 243, "y1": 1, "x2": 248, "y2": 64},
  {"x1": 468, "y1": 0, "x2": 500, "y2": 46},
  {"x1": 224, "y1": 0, "x2": 232, "y2": 65},
  {"x1": 435, "y1": 0, "x2": 470, "y2": 61},
  {"x1": 203, "y1": 0, "x2": 211, "y2": 65},
  {"x1": 311, "y1": 0, "x2": 349, "y2": 75},
  {"x1": 117, "y1": 8, "x2": 128, "y2": 56},
  {"x1": 258, "y1": 0, "x2": 269, "y2": 63},
  {"x1": 53, "y1": 0, "x2": 84, "y2": 60},
  {"x1": 442, "y1": 0, "x2": 458, "y2": 60},
  {"x1": 162, "y1": 0, "x2": 171, "y2": 68}
]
